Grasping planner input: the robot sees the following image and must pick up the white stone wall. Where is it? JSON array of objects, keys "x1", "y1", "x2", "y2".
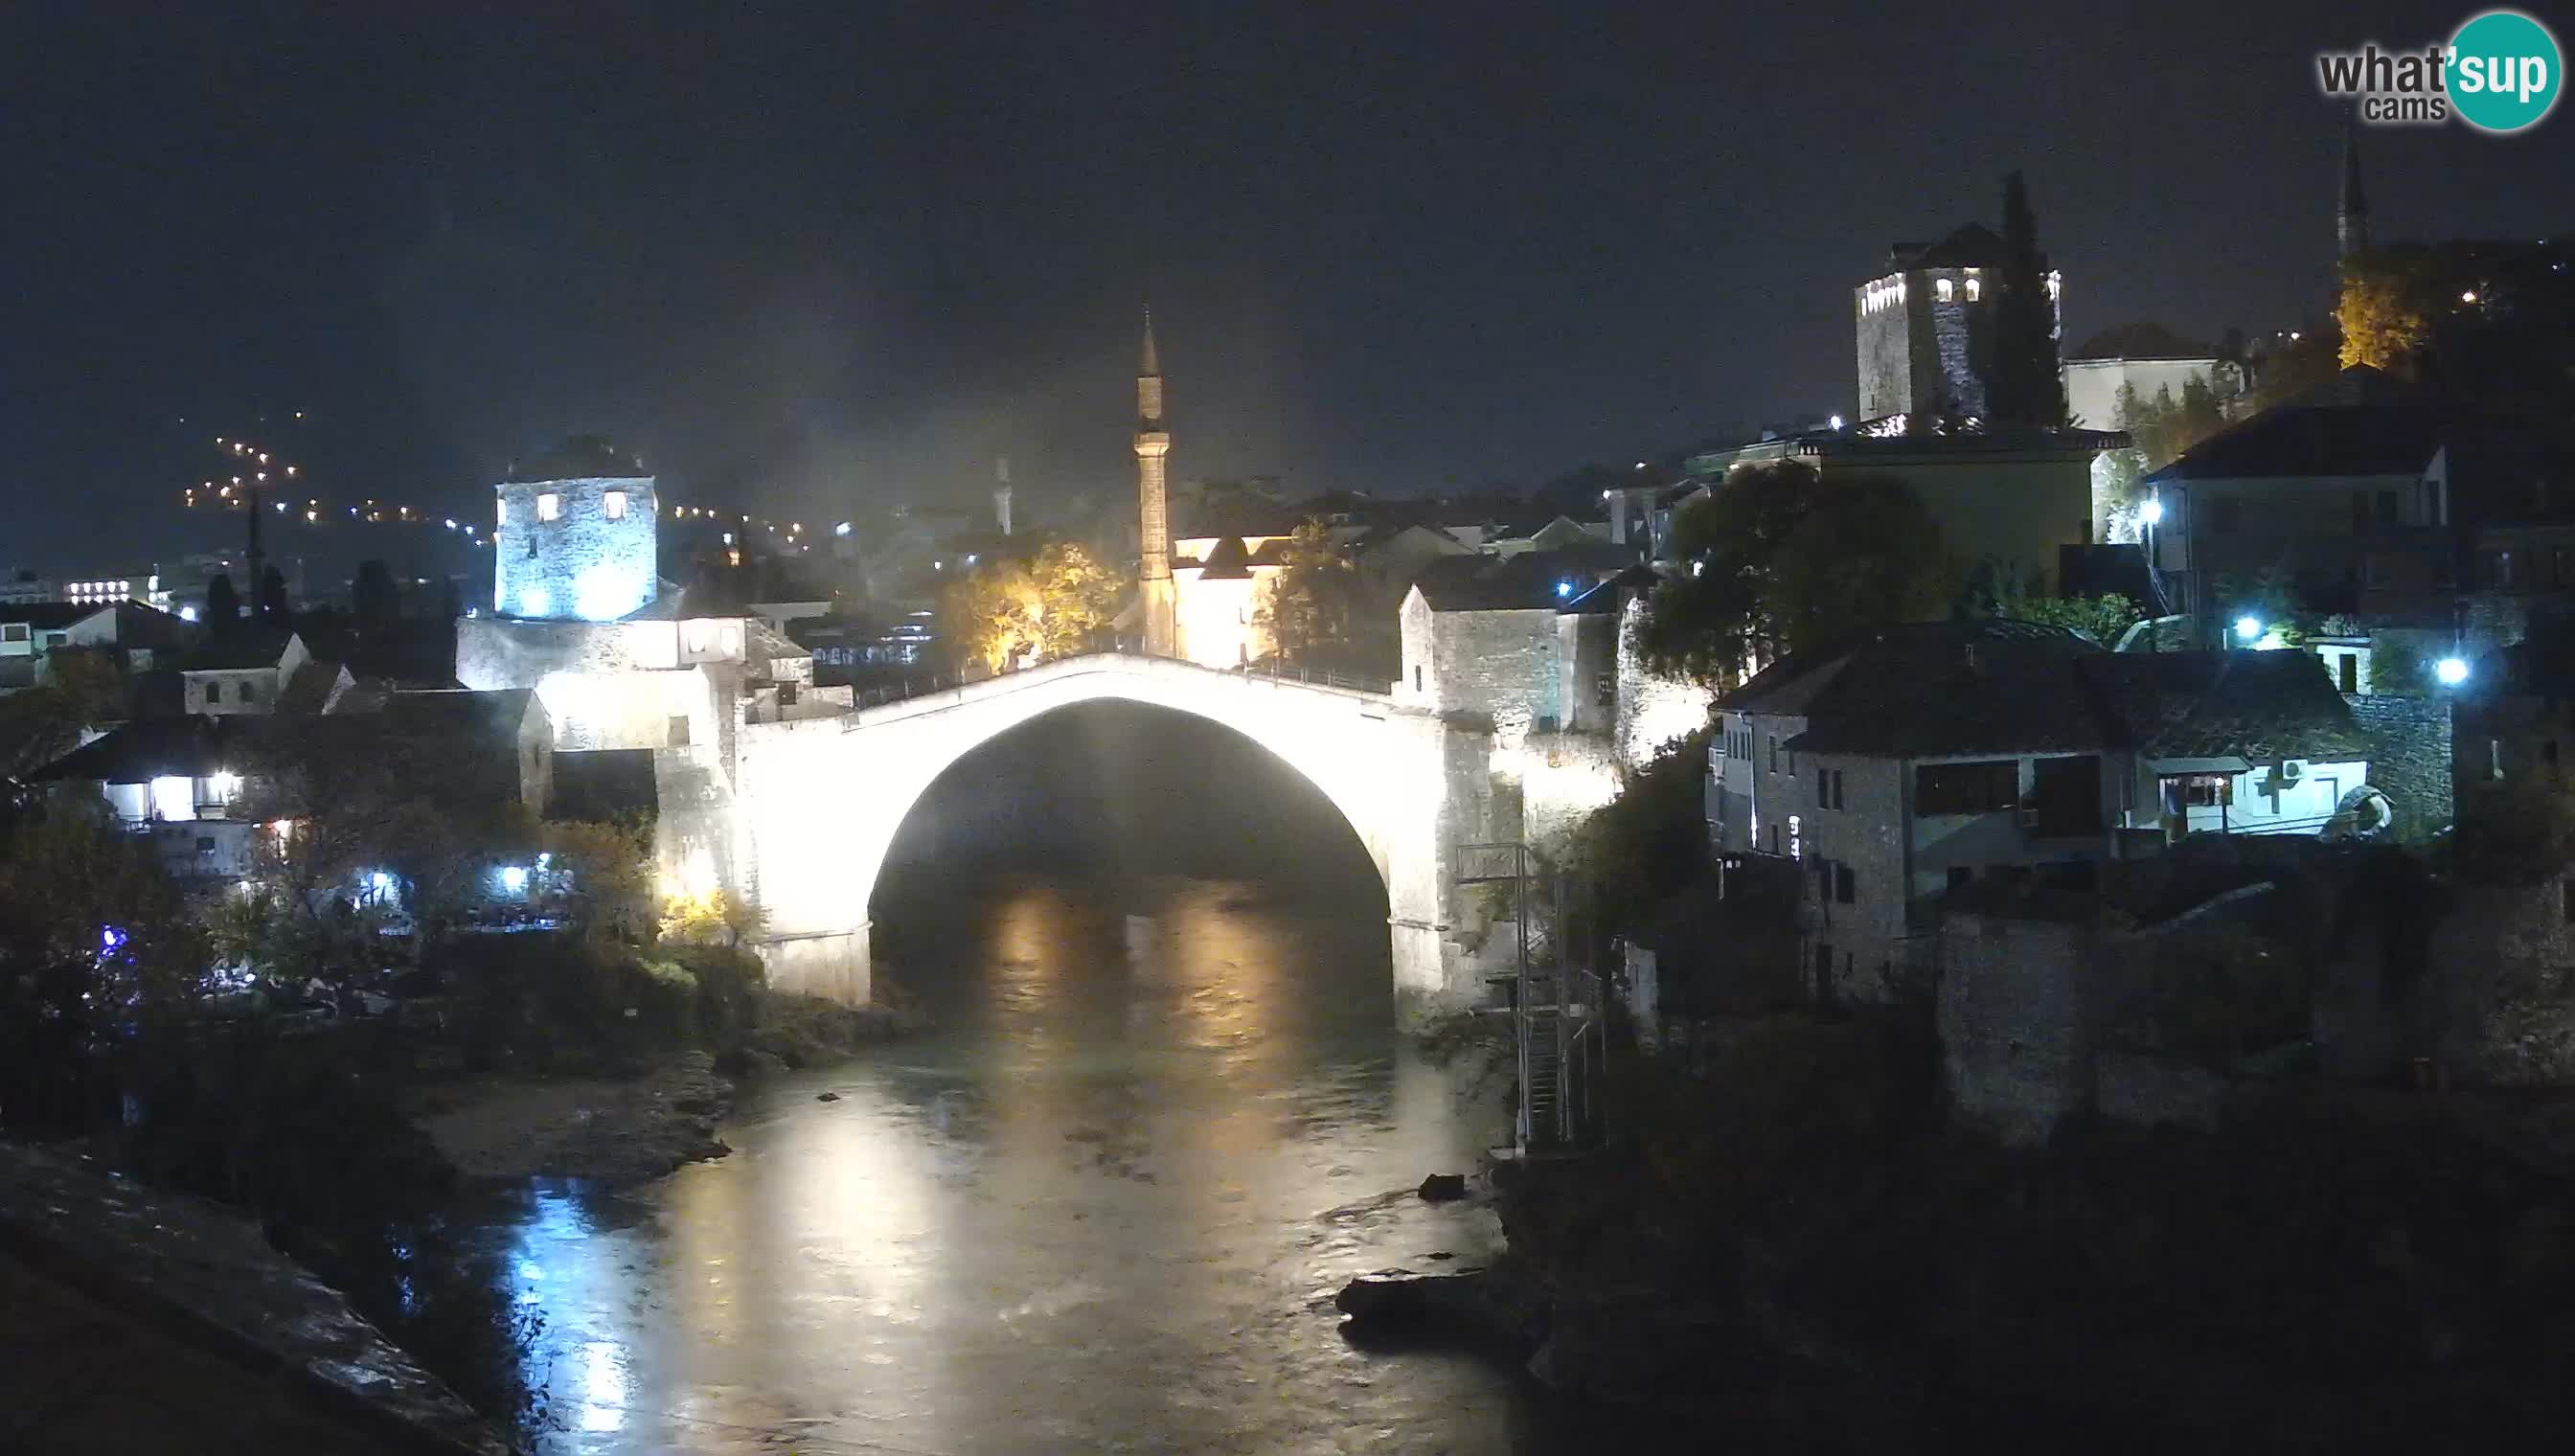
[
  {"x1": 1799, "y1": 752, "x2": 1913, "y2": 1001},
  {"x1": 1612, "y1": 598, "x2": 1712, "y2": 770},
  {"x1": 1408, "y1": 605, "x2": 1560, "y2": 743},
  {"x1": 493, "y1": 474, "x2": 658, "y2": 621}
]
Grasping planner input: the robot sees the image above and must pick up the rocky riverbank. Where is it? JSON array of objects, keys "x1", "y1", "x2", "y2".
[{"x1": 408, "y1": 993, "x2": 912, "y2": 1188}]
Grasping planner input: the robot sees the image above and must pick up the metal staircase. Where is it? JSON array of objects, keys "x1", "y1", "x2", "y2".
[{"x1": 1458, "y1": 842, "x2": 1603, "y2": 1153}]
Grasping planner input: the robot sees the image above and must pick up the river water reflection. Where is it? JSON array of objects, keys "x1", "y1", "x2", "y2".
[{"x1": 473, "y1": 874, "x2": 1666, "y2": 1454}]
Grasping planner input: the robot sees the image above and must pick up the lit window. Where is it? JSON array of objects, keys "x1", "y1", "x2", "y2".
[
  {"x1": 604, "y1": 489, "x2": 627, "y2": 520},
  {"x1": 1936, "y1": 278, "x2": 1954, "y2": 303},
  {"x1": 536, "y1": 492, "x2": 562, "y2": 522},
  {"x1": 1966, "y1": 277, "x2": 1982, "y2": 302}
]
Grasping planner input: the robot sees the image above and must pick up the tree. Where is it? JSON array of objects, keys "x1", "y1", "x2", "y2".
[
  {"x1": 205, "y1": 573, "x2": 240, "y2": 632},
  {"x1": 1979, "y1": 585, "x2": 2143, "y2": 647},
  {"x1": 0, "y1": 789, "x2": 204, "y2": 1130},
  {"x1": 940, "y1": 557, "x2": 1044, "y2": 673},
  {"x1": 541, "y1": 818, "x2": 657, "y2": 946},
  {"x1": 1639, "y1": 462, "x2": 1949, "y2": 684},
  {"x1": 1988, "y1": 171, "x2": 2068, "y2": 428},
  {"x1": 256, "y1": 565, "x2": 290, "y2": 626},
  {"x1": 352, "y1": 559, "x2": 399, "y2": 641},
  {"x1": 2337, "y1": 255, "x2": 2432, "y2": 371},
  {"x1": 1027, "y1": 540, "x2": 1118, "y2": 661},
  {"x1": 939, "y1": 539, "x2": 1119, "y2": 673},
  {"x1": 1254, "y1": 518, "x2": 1359, "y2": 666}
]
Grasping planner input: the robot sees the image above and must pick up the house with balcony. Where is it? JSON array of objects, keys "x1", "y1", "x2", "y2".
[{"x1": 1711, "y1": 622, "x2": 2371, "y2": 1003}]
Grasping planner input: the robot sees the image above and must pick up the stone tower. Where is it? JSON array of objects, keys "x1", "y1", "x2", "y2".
[
  {"x1": 1134, "y1": 310, "x2": 1176, "y2": 657},
  {"x1": 1854, "y1": 223, "x2": 2057, "y2": 423},
  {"x1": 492, "y1": 434, "x2": 657, "y2": 622},
  {"x1": 2336, "y1": 120, "x2": 2372, "y2": 261}
]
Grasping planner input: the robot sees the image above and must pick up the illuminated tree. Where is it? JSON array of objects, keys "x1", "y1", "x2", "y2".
[
  {"x1": 1254, "y1": 518, "x2": 1358, "y2": 666},
  {"x1": 2337, "y1": 258, "x2": 2431, "y2": 371},
  {"x1": 940, "y1": 557, "x2": 1045, "y2": 673},
  {"x1": 940, "y1": 539, "x2": 1119, "y2": 673},
  {"x1": 1027, "y1": 541, "x2": 1118, "y2": 661},
  {"x1": 1640, "y1": 462, "x2": 1949, "y2": 684}
]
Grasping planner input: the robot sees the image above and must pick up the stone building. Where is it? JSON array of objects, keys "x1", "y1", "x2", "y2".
[
  {"x1": 1684, "y1": 419, "x2": 2123, "y2": 598},
  {"x1": 1712, "y1": 623, "x2": 2375, "y2": 1003},
  {"x1": 492, "y1": 436, "x2": 660, "y2": 624},
  {"x1": 1854, "y1": 223, "x2": 2061, "y2": 421},
  {"x1": 457, "y1": 435, "x2": 849, "y2": 921}
]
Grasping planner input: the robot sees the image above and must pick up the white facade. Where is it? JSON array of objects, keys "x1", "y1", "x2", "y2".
[{"x1": 2062, "y1": 356, "x2": 2234, "y2": 433}]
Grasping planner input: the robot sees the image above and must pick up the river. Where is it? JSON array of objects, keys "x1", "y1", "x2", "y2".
[{"x1": 452, "y1": 871, "x2": 1684, "y2": 1453}]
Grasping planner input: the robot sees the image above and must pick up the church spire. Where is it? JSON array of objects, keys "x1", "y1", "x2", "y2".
[{"x1": 2337, "y1": 117, "x2": 2372, "y2": 261}]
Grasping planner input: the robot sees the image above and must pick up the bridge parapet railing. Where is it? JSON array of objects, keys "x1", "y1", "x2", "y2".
[{"x1": 839, "y1": 649, "x2": 1391, "y2": 712}]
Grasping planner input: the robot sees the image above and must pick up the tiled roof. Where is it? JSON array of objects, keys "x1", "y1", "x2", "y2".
[
  {"x1": 2067, "y1": 323, "x2": 2219, "y2": 362},
  {"x1": 1193, "y1": 535, "x2": 1256, "y2": 580},
  {"x1": 1731, "y1": 624, "x2": 2368, "y2": 765},
  {"x1": 1765, "y1": 626, "x2": 2118, "y2": 758},
  {"x1": 0, "y1": 603, "x2": 92, "y2": 630},
  {"x1": 34, "y1": 716, "x2": 239, "y2": 784},
  {"x1": 1890, "y1": 223, "x2": 2011, "y2": 271},
  {"x1": 2097, "y1": 651, "x2": 2370, "y2": 762},
  {"x1": 2144, "y1": 368, "x2": 2444, "y2": 484},
  {"x1": 508, "y1": 435, "x2": 647, "y2": 482},
  {"x1": 178, "y1": 629, "x2": 298, "y2": 672},
  {"x1": 1411, "y1": 548, "x2": 1634, "y2": 612}
]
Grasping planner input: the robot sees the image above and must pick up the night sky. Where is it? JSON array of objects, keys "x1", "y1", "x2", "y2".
[{"x1": 7, "y1": 1, "x2": 2570, "y2": 569}]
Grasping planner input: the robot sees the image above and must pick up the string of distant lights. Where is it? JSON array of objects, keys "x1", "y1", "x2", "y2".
[{"x1": 178, "y1": 425, "x2": 827, "y2": 549}]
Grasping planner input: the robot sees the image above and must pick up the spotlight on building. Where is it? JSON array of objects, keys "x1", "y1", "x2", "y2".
[
  {"x1": 835, "y1": 522, "x2": 852, "y2": 536},
  {"x1": 2140, "y1": 498, "x2": 2164, "y2": 526},
  {"x1": 178, "y1": 605, "x2": 198, "y2": 623},
  {"x1": 1556, "y1": 579, "x2": 1575, "y2": 599},
  {"x1": 498, "y1": 865, "x2": 529, "y2": 893},
  {"x1": 2435, "y1": 656, "x2": 2471, "y2": 687},
  {"x1": 2234, "y1": 615, "x2": 2264, "y2": 643},
  {"x1": 1829, "y1": 414, "x2": 1845, "y2": 431}
]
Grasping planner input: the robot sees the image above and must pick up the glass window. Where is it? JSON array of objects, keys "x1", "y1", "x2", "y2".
[
  {"x1": 1914, "y1": 761, "x2": 2019, "y2": 816},
  {"x1": 205, "y1": 681, "x2": 221, "y2": 704},
  {"x1": 604, "y1": 489, "x2": 627, "y2": 521},
  {"x1": 1935, "y1": 278, "x2": 1954, "y2": 303},
  {"x1": 239, "y1": 680, "x2": 258, "y2": 703},
  {"x1": 536, "y1": 492, "x2": 562, "y2": 522},
  {"x1": 1965, "y1": 277, "x2": 1982, "y2": 302},
  {"x1": 1835, "y1": 863, "x2": 1855, "y2": 904}
]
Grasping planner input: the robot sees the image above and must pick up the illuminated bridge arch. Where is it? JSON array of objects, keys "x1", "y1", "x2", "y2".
[{"x1": 731, "y1": 653, "x2": 1502, "y2": 1026}]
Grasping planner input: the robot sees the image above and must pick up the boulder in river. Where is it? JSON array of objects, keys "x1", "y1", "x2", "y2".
[{"x1": 1417, "y1": 1172, "x2": 1468, "y2": 1202}]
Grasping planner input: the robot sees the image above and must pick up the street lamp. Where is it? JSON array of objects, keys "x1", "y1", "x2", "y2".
[
  {"x1": 2234, "y1": 615, "x2": 2264, "y2": 644},
  {"x1": 2435, "y1": 656, "x2": 2470, "y2": 686},
  {"x1": 2139, "y1": 497, "x2": 2164, "y2": 526}
]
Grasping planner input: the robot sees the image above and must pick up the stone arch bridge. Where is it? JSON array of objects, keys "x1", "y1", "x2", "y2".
[{"x1": 728, "y1": 652, "x2": 1513, "y2": 1025}]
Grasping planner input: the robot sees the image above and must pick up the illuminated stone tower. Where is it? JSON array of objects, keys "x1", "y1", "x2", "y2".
[
  {"x1": 2336, "y1": 120, "x2": 2372, "y2": 261},
  {"x1": 1134, "y1": 310, "x2": 1176, "y2": 657}
]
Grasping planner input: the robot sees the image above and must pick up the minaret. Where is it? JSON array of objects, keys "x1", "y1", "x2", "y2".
[
  {"x1": 2336, "y1": 119, "x2": 2372, "y2": 261},
  {"x1": 1134, "y1": 309, "x2": 1176, "y2": 657},
  {"x1": 993, "y1": 456, "x2": 1014, "y2": 537}
]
